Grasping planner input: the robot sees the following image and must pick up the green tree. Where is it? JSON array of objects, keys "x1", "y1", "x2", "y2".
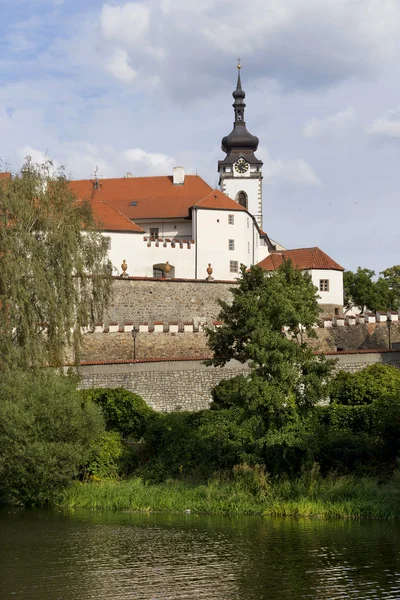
[
  {"x1": 206, "y1": 262, "x2": 335, "y2": 473},
  {"x1": 0, "y1": 370, "x2": 105, "y2": 505},
  {"x1": 343, "y1": 266, "x2": 399, "y2": 312},
  {"x1": 380, "y1": 265, "x2": 400, "y2": 310},
  {"x1": 0, "y1": 159, "x2": 112, "y2": 370}
]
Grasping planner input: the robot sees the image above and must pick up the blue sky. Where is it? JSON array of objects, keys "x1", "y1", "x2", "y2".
[{"x1": 1, "y1": 0, "x2": 400, "y2": 274}]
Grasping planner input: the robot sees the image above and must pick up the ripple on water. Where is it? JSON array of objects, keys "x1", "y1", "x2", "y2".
[{"x1": 1, "y1": 509, "x2": 400, "y2": 600}]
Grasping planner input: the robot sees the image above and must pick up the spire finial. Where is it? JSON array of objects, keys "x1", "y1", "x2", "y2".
[{"x1": 237, "y1": 57, "x2": 241, "y2": 70}]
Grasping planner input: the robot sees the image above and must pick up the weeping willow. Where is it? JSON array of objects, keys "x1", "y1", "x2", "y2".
[{"x1": 0, "y1": 159, "x2": 112, "y2": 370}]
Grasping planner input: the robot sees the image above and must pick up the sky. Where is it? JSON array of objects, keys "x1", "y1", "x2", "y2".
[{"x1": 1, "y1": 0, "x2": 400, "y2": 274}]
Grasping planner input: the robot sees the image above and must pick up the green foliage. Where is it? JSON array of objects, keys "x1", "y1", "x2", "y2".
[
  {"x1": 381, "y1": 265, "x2": 400, "y2": 310},
  {"x1": 0, "y1": 159, "x2": 112, "y2": 370},
  {"x1": 329, "y1": 365, "x2": 400, "y2": 405},
  {"x1": 80, "y1": 388, "x2": 154, "y2": 440},
  {"x1": 84, "y1": 431, "x2": 137, "y2": 480},
  {"x1": 205, "y1": 262, "x2": 334, "y2": 475},
  {"x1": 343, "y1": 266, "x2": 400, "y2": 312},
  {"x1": 206, "y1": 263, "x2": 334, "y2": 411},
  {"x1": 0, "y1": 370, "x2": 105, "y2": 506},
  {"x1": 60, "y1": 470, "x2": 400, "y2": 520}
]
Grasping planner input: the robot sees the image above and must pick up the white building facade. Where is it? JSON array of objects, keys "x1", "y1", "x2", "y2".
[{"x1": 69, "y1": 66, "x2": 344, "y2": 313}]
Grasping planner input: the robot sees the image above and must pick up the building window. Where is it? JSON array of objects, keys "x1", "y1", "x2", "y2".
[
  {"x1": 236, "y1": 191, "x2": 248, "y2": 209},
  {"x1": 248, "y1": 242, "x2": 250, "y2": 253},
  {"x1": 230, "y1": 261, "x2": 238, "y2": 273},
  {"x1": 104, "y1": 236, "x2": 111, "y2": 250},
  {"x1": 319, "y1": 279, "x2": 329, "y2": 292},
  {"x1": 149, "y1": 228, "x2": 159, "y2": 240},
  {"x1": 247, "y1": 218, "x2": 249, "y2": 228},
  {"x1": 228, "y1": 214, "x2": 234, "y2": 225},
  {"x1": 229, "y1": 239, "x2": 235, "y2": 251}
]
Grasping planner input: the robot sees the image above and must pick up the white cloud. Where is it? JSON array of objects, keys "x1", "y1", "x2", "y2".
[
  {"x1": 259, "y1": 147, "x2": 321, "y2": 187},
  {"x1": 94, "y1": 0, "x2": 400, "y2": 96},
  {"x1": 13, "y1": 143, "x2": 176, "y2": 180},
  {"x1": 123, "y1": 148, "x2": 176, "y2": 175},
  {"x1": 302, "y1": 108, "x2": 357, "y2": 139},
  {"x1": 100, "y1": 3, "x2": 150, "y2": 45},
  {"x1": 367, "y1": 107, "x2": 400, "y2": 138},
  {"x1": 104, "y1": 49, "x2": 136, "y2": 83}
]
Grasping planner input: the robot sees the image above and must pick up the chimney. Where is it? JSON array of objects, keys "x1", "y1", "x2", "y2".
[{"x1": 172, "y1": 166, "x2": 185, "y2": 185}]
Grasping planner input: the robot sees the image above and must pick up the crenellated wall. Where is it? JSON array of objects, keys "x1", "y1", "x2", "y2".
[{"x1": 76, "y1": 278, "x2": 400, "y2": 363}]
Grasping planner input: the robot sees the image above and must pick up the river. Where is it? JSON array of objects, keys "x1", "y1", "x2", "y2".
[{"x1": 1, "y1": 508, "x2": 400, "y2": 599}]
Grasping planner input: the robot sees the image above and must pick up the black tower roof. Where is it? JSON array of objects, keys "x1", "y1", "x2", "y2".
[{"x1": 219, "y1": 64, "x2": 262, "y2": 167}]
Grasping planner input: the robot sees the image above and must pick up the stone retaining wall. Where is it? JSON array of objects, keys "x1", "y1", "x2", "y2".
[
  {"x1": 77, "y1": 351, "x2": 400, "y2": 412},
  {"x1": 78, "y1": 360, "x2": 250, "y2": 412}
]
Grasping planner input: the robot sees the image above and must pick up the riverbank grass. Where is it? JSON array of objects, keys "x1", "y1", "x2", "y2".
[{"x1": 60, "y1": 473, "x2": 400, "y2": 520}]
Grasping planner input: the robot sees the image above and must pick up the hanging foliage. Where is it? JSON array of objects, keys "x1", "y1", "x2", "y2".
[{"x1": 0, "y1": 158, "x2": 112, "y2": 370}]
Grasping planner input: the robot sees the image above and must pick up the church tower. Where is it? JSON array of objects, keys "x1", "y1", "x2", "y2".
[{"x1": 218, "y1": 63, "x2": 263, "y2": 228}]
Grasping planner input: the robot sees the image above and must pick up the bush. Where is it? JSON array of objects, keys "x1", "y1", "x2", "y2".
[
  {"x1": 80, "y1": 388, "x2": 154, "y2": 440},
  {"x1": 330, "y1": 365, "x2": 400, "y2": 405},
  {"x1": 0, "y1": 370, "x2": 104, "y2": 506},
  {"x1": 84, "y1": 431, "x2": 137, "y2": 480}
]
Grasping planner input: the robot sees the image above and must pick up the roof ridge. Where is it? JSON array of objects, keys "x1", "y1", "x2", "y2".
[{"x1": 71, "y1": 174, "x2": 209, "y2": 184}]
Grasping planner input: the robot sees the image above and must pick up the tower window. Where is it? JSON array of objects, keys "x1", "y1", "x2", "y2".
[
  {"x1": 228, "y1": 214, "x2": 234, "y2": 225},
  {"x1": 230, "y1": 261, "x2": 238, "y2": 273},
  {"x1": 319, "y1": 279, "x2": 329, "y2": 292},
  {"x1": 236, "y1": 191, "x2": 248, "y2": 209},
  {"x1": 229, "y1": 239, "x2": 235, "y2": 251}
]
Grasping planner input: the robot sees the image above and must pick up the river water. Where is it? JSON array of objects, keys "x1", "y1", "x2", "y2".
[{"x1": 1, "y1": 508, "x2": 400, "y2": 599}]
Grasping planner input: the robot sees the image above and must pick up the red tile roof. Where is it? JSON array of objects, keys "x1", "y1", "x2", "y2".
[
  {"x1": 194, "y1": 189, "x2": 246, "y2": 211},
  {"x1": 70, "y1": 175, "x2": 215, "y2": 219},
  {"x1": 257, "y1": 247, "x2": 344, "y2": 271},
  {"x1": 90, "y1": 201, "x2": 144, "y2": 232}
]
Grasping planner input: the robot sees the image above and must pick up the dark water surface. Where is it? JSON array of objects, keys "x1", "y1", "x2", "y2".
[{"x1": 1, "y1": 508, "x2": 400, "y2": 599}]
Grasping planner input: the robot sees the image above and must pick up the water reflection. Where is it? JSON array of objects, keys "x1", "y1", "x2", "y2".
[{"x1": 1, "y1": 508, "x2": 400, "y2": 599}]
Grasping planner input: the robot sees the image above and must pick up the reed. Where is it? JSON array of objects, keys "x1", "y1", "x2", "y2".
[{"x1": 59, "y1": 471, "x2": 400, "y2": 520}]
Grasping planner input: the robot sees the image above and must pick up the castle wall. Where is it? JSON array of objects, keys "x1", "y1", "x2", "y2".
[
  {"x1": 104, "y1": 277, "x2": 236, "y2": 324},
  {"x1": 78, "y1": 278, "x2": 400, "y2": 365},
  {"x1": 77, "y1": 351, "x2": 400, "y2": 412}
]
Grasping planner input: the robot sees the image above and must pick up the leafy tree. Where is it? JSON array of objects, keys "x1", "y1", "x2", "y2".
[
  {"x1": 0, "y1": 370, "x2": 105, "y2": 505},
  {"x1": 205, "y1": 262, "x2": 335, "y2": 473},
  {"x1": 343, "y1": 266, "x2": 399, "y2": 312},
  {"x1": 380, "y1": 265, "x2": 400, "y2": 310},
  {"x1": 0, "y1": 159, "x2": 112, "y2": 370}
]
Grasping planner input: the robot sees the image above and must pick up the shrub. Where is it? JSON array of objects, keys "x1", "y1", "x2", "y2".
[
  {"x1": 84, "y1": 431, "x2": 137, "y2": 480},
  {"x1": 330, "y1": 364, "x2": 400, "y2": 405},
  {"x1": 0, "y1": 370, "x2": 104, "y2": 506},
  {"x1": 80, "y1": 388, "x2": 154, "y2": 440}
]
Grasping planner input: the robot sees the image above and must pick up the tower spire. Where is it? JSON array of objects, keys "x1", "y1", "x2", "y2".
[{"x1": 220, "y1": 63, "x2": 260, "y2": 160}]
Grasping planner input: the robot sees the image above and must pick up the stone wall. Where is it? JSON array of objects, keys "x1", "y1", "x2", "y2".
[
  {"x1": 309, "y1": 322, "x2": 400, "y2": 352},
  {"x1": 105, "y1": 277, "x2": 236, "y2": 324},
  {"x1": 81, "y1": 331, "x2": 210, "y2": 362},
  {"x1": 78, "y1": 359, "x2": 250, "y2": 412},
  {"x1": 77, "y1": 351, "x2": 400, "y2": 412},
  {"x1": 79, "y1": 321, "x2": 400, "y2": 363}
]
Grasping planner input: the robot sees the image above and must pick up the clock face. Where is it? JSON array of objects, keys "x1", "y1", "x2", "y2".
[{"x1": 234, "y1": 158, "x2": 249, "y2": 174}]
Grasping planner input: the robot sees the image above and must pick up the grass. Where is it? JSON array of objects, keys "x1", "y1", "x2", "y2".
[{"x1": 59, "y1": 470, "x2": 400, "y2": 520}]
